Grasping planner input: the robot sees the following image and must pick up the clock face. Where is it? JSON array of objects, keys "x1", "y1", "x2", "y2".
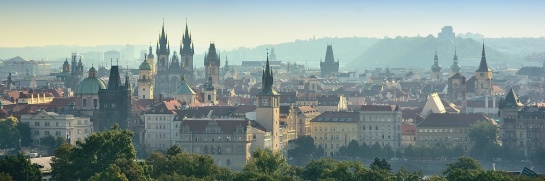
[
  {"x1": 453, "y1": 83, "x2": 458, "y2": 89},
  {"x1": 261, "y1": 98, "x2": 269, "y2": 107}
]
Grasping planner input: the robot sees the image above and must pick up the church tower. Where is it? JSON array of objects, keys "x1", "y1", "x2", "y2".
[
  {"x1": 62, "y1": 58, "x2": 70, "y2": 73},
  {"x1": 180, "y1": 21, "x2": 195, "y2": 83},
  {"x1": 147, "y1": 45, "x2": 156, "y2": 76},
  {"x1": 203, "y1": 65, "x2": 217, "y2": 106},
  {"x1": 156, "y1": 20, "x2": 170, "y2": 72},
  {"x1": 204, "y1": 43, "x2": 220, "y2": 84},
  {"x1": 77, "y1": 56, "x2": 84, "y2": 76},
  {"x1": 138, "y1": 56, "x2": 153, "y2": 99},
  {"x1": 430, "y1": 50, "x2": 442, "y2": 80},
  {"x1": 320, "y1": 44, "x2": 339, "y2": 77},
  {"x1": 450, "y1": 46, "x2": 461, "y2": 76},
  {"x1": 256, "y1": 52, "x2": 281, "y2": 151},
  {"x1": 71, "y1": 53, "x2": 77, "y2": 76},
  {"x1": 475, "y1": 43, "x2": 493, "y2": 96}
]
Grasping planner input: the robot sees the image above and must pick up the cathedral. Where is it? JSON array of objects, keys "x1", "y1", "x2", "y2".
[
  {"x1": 153, "y1": 21, "x2": 195, "y2": 97},
  {"x1": 320, "y1": 44, "x2": 339, "y2": 78}
]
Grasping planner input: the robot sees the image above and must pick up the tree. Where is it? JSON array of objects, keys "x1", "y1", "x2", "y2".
[
  {"x1": 290, "y1": 136, "x2": 316, "y2": 161},
  {"x1": 370, "y1": 157, "x2": 391, "y2": 171},
  {"x1": 166, "y1": 145, "x2": 182, "y2": 156},
  {"x1": 383, "y1": 143, "x2": 394, "y2": 158},
  {"x1": 0, "y1": 153, "x2": 42, "y2": 181},
  {"x1": 0, "y1": 172, "x2": 13, "y2": 181},
  {"x1": 51, "y1": 124, "x2": 138, "y2": 181},
  {"x1": 302, "y1": 158, "x2": 337, "y2": 181},
  {"x1": 16, "y1": 121, "x2": 31, "y2": 147},
  {"x1": 239, "y1": 148, "x2": 295, "y2": 180},
  {"x1": 314, "y1": 145, "x2": 325, "y2": 158},
  {"x1": 369, "y1": 142, "x2": 382, "y2": 158},
  {"x1": 404, "y1": 145, "x2": 416, "y2": 158},
  {"x1": 320, "y1": 161, "x2": 367, "y2": 181},
  {"x1": 40, "y1": 135, "x2": 56, "y2": 147},
  {"x1": 443, "y1": 156, "x2": 482, "y2": 178},
  {"x1": 395, "y1": 167, "x2": 424, "y2": 181},
  {"x1": 88, "y1": 164, "x2": 128, "y2": 181},
  {"x1": 0, "y1": 116, "x2": 22, "y2": 149},
  {"x1": 359, "y1": 142, "x2": 370, "y2": 158},
  {"x1": 468, "y1": 120, "x2": 499, "y2": 159},
  {"x1": 146, "y1": 150, "x2": 221, "y2": 180},
  {"x1": 345, "y1": 140, "x2": 360, "y2": 158}
]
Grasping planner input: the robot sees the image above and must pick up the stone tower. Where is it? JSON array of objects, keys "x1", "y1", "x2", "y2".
[
  {"x1": 320, "y1": 44, "x2": 339, "y2": 77},
  {"x1": 204, "y1": 43, "x2": 220, "y2": 84},
  {"x1": 256, "y1": 52, "x2": 281, "y2": 151},
  {"x1": 180, "y1": 21, "x2": 195, "y2": 83},
  {"x1": 475, "y1": 43, "x2": 493, "y2": 96}
]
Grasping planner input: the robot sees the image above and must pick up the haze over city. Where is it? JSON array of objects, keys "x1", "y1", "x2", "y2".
[{"x1": 2, "y1": 0, "x2": 545, "y2": 49}]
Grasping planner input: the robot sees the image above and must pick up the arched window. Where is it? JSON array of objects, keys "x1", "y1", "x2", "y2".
[{"x1": 208, "y1": 95, "x2": 211, "y2": 101}]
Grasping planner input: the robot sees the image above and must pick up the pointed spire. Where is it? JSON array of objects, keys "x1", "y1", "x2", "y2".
[
  {"x1": 324, "y1": 44, "x2": 335, "y2": 63},
  {"x1": 451, "y1": 44, "x2": 461, "y2": 73},
  {"x1": 501, "y1": 88, "x2": 523, "y2": 108},
  {"x1": 431, "y1": 47, "x2": 441, "y2": 72},
  {"x1": 258, "y1": 49, "x2": 277, "y2": 95},
  {"x1": 477, "y1": 41, "x2": 491, "y2": 72}
]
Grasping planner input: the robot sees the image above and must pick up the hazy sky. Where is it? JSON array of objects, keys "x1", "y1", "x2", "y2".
[{"x1": 2, "y1": 0, "x2": 544, "y2": 49}]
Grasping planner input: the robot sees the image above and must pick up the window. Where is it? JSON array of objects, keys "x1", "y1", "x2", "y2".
[
  {"x1": 93, "y1": 99, "x2": 98, "y2": 108},
  {"x1": 35, "y1": 122, "x2": 40, "y2": 126},
  {"x1": 56, "y1": 122, "x2": 59, "y2": 126},
  {"x1": 45, "y1": 122, "x2": 50, "y2": 126},
  {"x1": 45, "y1": 131, "x2": 49, "y2": 135},
  {"x1": 83, "y1": 99, "x2": 87, "y2": 107},
  {"x1": 55, "y1": 131, "x2": 61, "y2": 136},
  {"x1": 34, "y1": 131, "x2": 39, "y2": 135}
]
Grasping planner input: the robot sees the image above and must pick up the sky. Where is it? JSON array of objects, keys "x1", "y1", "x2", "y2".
[{"x1": 1, "y1": 0, "x2": 544, "y2": 50}]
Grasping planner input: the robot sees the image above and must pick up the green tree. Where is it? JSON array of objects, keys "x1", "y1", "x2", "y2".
[
  {"x1": 383, "y1": 143, "x2": 395, "y2": 158},
  {"x1": 370, "y1": 157, "x2": 391, "y2": 171},
  {"x1": 355, "y1": 168, "x2": 395, "y2": 181},
  {"x1": 0, "y1": 116, "x2": 22, "y2": 149},
  {"x1": 0, "y1": 153, "x2": 42, "y2": 181},
  {"x1": 345, "y1": 140, "x2": 360, "y2": 158},
  {"x1": 239, "y1": 148, "x2": 294, "y2": 180},
  {"x1": 166, "y1": 145, "x2": 182, "y2": 156},
  {"x1": 146, "y1": 150, "x2": 220, "y2": 179},
  {"x1": 443, "y1": 156, "x2": 482, "y2": 178},
  {"x1": 395, "y1": 167, "x2": 424, "y2": 181},
  {"x1": 320, "y1": 161, "x2": 367, "y2": 181},
  {"x1": 51, "y1": 124, "x2": 139, "y2": 181},
  {"x1": 40, "y1": 135, "x2": 56, "y2": 147},
  {"x1": 16, "y1": 121, "x2": 31, "y2": 147},
  {"x1": 468, "y1": 120, "x2": 499, "y2": 159},
  {"x1": 359, "y1": 141, "x2": 370, "y2": 158},
  {"x1": 290, "y1": 135, "x2": 316, "y2": 161},
  {"x1": 88, "y1": 164, "x2": 129, "y2": 181},
  {"x1": 370, "y1": 142, "x2": 382, "y2": 158},
  {"x1": 302, "y1": 158, "x2": 337, "y2": 181},
  {"x1": 404, "y1": 144, "x2": 416, "y2": 158},
  {"x1": 0, "y1": 172, "x2": 13, "y2": 181},
  {"x1": 314, "y1": 145, "x2": 325, "y2": 158}
]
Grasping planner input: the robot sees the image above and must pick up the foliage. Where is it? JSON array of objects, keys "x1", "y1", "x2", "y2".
[
  {"x1": 468, "y1": 120, "x2": 499, "y2": 159},
  {"x1": 146, "y1": 146, "x2": 221, "y2": 180},
  {"x1": 166, "y1": 145, "x2": 182, "y2": 156},
  {"x1": 0, "y1": 153, "x2": 42, "y2": 181},
  {"x1": 88, "y1": 164, "x2": 128, "y2": 181},
  {"x1": 241, "y1": 148, "x2": 293, "y2": 179},
  {"x1": 370, "y1": 142, "x2": 382, "y2": 158},
  {"x1": 0, "y1": 116, "x2": 22, "y2": 149},
  {"x1": 395, "y1": 167, "x2": 424, "y2": 181},
  {"x1": 51, "y1": 124, "x2": 138, "y2": 181},
  {"x1": 320, "y1": 161, "x2": 367, "y2": 181},
  {"x1": 443, "y1": 156, "x2": 482, "y2": 178},
  {"x1": 16, "y1": 121, "x2": 31, "y2": 147},
  {"x1": 345, "y1": 140, "x2": 360, "y2": 158},
  {"x1": 0, "y1": 172, "x2": 13, "y2": 181},
  {"x1": 302, "y1": 158, "x2": 337, "y2": 181},
  {"x1": 290, "y1": 136, "x2": 316, "y2": 161},
  {"x1": 370, "y1": 157, "x2": 391, "y2": 171}
]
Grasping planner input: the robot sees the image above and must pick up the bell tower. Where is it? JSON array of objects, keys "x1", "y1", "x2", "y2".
[
  {"x1": 475, "y1": 43, "x2": 493, "y2": 96},
  {"x1": 138, "y1": 56, "x2": 153, "y2": 99},
  {"x1": 256, "y1": 52, "x2": 281, "y2": 151}
]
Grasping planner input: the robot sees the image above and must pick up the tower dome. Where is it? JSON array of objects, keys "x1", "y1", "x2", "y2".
[
  {"x1": 139, "y1": 59, "x2": 151, "y2": 70},
  {"x1": 77, "y1": 67, "x2": 106, "y2": 95}
]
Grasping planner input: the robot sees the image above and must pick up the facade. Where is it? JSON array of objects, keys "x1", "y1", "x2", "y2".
[
  {"x1": 255, "y1": 54, "x2": 281, "y2": 151},
  {"x1": 475, "y1": 43, "x2": 493, "y2": 96},
  {"x1": 358, "y1": 105, "x2": 402, "y2": 151},
  {"x1": 430, "y1": 50, "x2": 442, "y2": 81},
  {"x1": 294, "y1": 106, "x2": 321, "y2": 136},
  {"x1": 143, "y1": 111, "x2": 179, "y2": 150},
  {"x1": 179, "y1": 118, "x2": 252, "y2": 170},
  {"x1": 22, "y1": 110, "x2": 93, "y2": 145},
  {"x1": 447, "y1": 73, "x2": 465, "y2": 103},
  {"x1": 204, "y1": 43, "x2": 221, "y2": 85},
  {"x1": 310, "y1": 111, "x2": 359, "y2": 157},
  {"x1": 416, "y1": 113, "x2": 491, "y2": 152},
  {"x1": 96, "y1": 65, "x2": 132, "y2": 131},
  {"x1": 499, "y1": 89, "x2": 545, "y2": 157},
  {"x1": 75, "y1": 66, "x2": 105, "y2": 116},
  {"x1": 320, "y1": 45, "x2": 339, "y2": 78}
]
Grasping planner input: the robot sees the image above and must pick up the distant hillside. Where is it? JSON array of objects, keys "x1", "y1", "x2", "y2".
[
  {"x1": 347, "y1": 36, "x2": 514, "y2": 70},
  {"x1": 220, "y1": 37, "x2": 379, "y2": 68}
]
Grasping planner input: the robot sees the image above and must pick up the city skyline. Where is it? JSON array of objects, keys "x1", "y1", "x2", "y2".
[{"x1": 2, "y1": 1, "x2": 545, "y2": 49}]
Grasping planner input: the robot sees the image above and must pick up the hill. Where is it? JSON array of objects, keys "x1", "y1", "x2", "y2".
[{"x1": 347, "y1": 36, "x2": 514, "y2": 70}]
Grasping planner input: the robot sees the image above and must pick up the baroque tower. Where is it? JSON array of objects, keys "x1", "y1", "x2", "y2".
[
  {"x1": 320, "y1": 44, "x2": 339, "y2": 77},
  {"x1": 147, "y1": 45, "x2": 156, "y2": 76},
  {"x1": 256, "y1": 52, "x2": 281, "y2": 151},
  {"x1": 204, "y1": 43, "x2": 220, "y2": 84},
  {"x1": 450, "y1": 46, "x2": 461, "y2": 76},
  {"x1": 138, "y1": 56, "x2": 154, "y2": 99},
  {"x1": 180, "y1": 21, "x2": 195, "y2": 83},
  {"x1": 203, "y1": 64, "x2": 217, "y2": 106},
  {"x1": 430, "y1": 49, "x2": 442, "y2": 80},
  {"x1": 475, "y1": 43, "x2": 493, "y2": 96}
]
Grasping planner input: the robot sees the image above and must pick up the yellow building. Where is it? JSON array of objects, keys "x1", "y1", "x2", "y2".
[
  {"x1": 295, "y1": 106, "x2": 321, "y2": 136},
  {"x1": 311, "y1": 111, "x2": 359, "y2": 157}
]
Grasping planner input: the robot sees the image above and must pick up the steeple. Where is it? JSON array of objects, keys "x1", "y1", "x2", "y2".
[
  {"x1": 431, "y1": 49, "x2": 441, "y2": 72},
  {"x1": 224, "y1": 56, "x2": 229, "y2": 70},
  {"x1": 450, "y1": 45, "x2": 461, "y2": 73},
  {"x1": 476, "y1": 42, "x2": 491, "y2": 72},
  {"x1": 107, "y1": 66, "x2": 121, "y2": 90},
  {"x1": 181, "y1": 20, "x2": 194, "y2": 55},
  {"x1": 257, "y1": 51, "x2": 278, "y2": 95},
  {"x1": 204, "y1": 63, "x2": 215, "y2": 91},
  {"x1": 88, "y1": 64, "x2": 97, "y2": 78},
  {"x1": 270, "y1": 47, "x2": 277, "y2": 61},
  {"x1": 324, "y1": 44, "x2": 335, "y2": 63},
  {"x1": 148, "y1": 45, "x2": 154, "y2": 58},
  {"x1": 157, "y1": 19, "x2": 169, "y2": 55}
]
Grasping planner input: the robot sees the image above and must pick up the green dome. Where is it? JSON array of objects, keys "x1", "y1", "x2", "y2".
[
  {"x1": 76, "y1": 77, "x2": 106, "y2": 95},
  {"x1": 450, "y1": 63, "x2": 461, "y2": 73},
  {"x1": 139, "y1": 60, "x2": 151, "y2": 70},
  {"x1": 431, "y1": 64, "x2": 442, "y2": 72}
]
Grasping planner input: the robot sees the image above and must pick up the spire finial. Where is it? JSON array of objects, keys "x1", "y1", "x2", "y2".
[{"x1": 110, "y1": 58, "x2": 113, "y2": 67}]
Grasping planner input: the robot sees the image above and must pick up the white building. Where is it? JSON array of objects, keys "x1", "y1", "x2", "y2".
[
  {"x1": 358, "y1": 105, "x2": 402, "y2": 151},
  {"x1": 143, "y1": 110, "x2": 180, "y2": 150},
  {"x1": 22, "y1": 110, "x2": 93, "y2": 145}
]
